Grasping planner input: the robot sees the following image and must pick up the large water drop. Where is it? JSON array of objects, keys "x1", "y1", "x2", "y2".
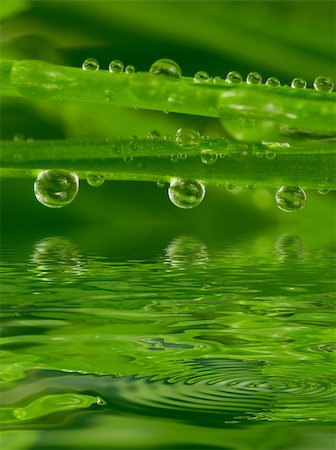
[
  {"x1": 225, "y1": 71, "x2": 242, "y2": 84},
  {"x1": 291, "y1": 78, "x2": 307, "y2": 89},
  {"x1": 109, "y1": 60, "x2": 124, "y2": 73},
  {"x1": 168, "y1": 178, "x2": 205, "y2": 209},
  {"x1": 275, "y1": 186, "x2": 306, "y2": 212},
  {"x1": 82, "y1": 58, "x2": 99, "y2": 71},
  {"x1": 87, "y1": 173, "x2": 105, "y2": 187},
  {"x1": 246, "y1": 72, "x2": 262, "y2": 84},
  {"x1": 200, "y1": 149, "x2": 218, "y2": 165},
  {"x1": 149, "y1": 59, "x2": 182, "y2": 79},
  {"x1": 175, "y1": 128, "x2": 201, "y2": 148},
  {"x1": 313, "y1": 76, "x2": 334, "y2": 92},
  {"x1": 34, "y1": 170, "x2": 79, "y2": 208},
  {"x1": 193, "y1": 71, "x2": 210, "y2": 83}
]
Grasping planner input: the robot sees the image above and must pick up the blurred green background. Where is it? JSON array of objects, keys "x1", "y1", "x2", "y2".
[{"x1": 0, "y1": 0, "x2": 335, "y2": 246}]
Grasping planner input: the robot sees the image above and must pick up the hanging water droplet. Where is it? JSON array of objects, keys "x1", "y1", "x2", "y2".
[
  {"x1": 193, "y1": 71, "x2": 210, "y2": 83},
  {"x1": 175, "y1": 128, "x2": 201, "y2": 148},
  {"x1": 109, "y1": 59, "x2": 124, "y2": 73},
  {"x1": 34, "y1": 169, "x2": 79, "y2": 208},
  {"x1": 291, "y1": 78, "x2": 307, "y2": 89},
  {"x1": 147, "y1": 130, "x2": 161, "y2": 140},
  {"x1": 125, "y1": 64, "x2": 135, "y2": 74},
  {"x1": 87, "y1": 173, "x2": 105, "y2": 187},
  {"x1": 226, "y1": 71, "x2": 242, "y2": 84},
  {"x1": 157, "y1": 180, "x2": 166, "y2": 188},
  {"x1": 168, "y1": 178, "x2": 205, "y2": 209},
  {"x1": 200, "y1": 149, "x2": 218, "y2": 165},
  {"x1": 246, "y1": 72, "x2": 262, "y2": 84},
  {"x1": 265, "y1": 77, "x2": 280, "y2": 87},
  {"x1": 313, "y1": 76, "x2": 334, "y2": 92},
  {"x1": 275, "y1": 186, "x2": 306, "y2": 212},
  {"x1": 318, "y1": 188, "x2": 330, "y2": 195},
  {"x1": 82, "y1": 58, "x2": 99, "y2": 71},
  {"x1": 149, "y1": 59, "x2": 182, "y2": 79}
]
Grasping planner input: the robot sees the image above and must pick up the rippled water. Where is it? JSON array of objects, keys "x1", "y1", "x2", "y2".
[{"x1": 1, "y1": 231, "x2": 335, "y2": 449}]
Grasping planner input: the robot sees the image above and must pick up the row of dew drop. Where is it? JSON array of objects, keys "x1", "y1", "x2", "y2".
[{"x1": 82, "y1": 57, "x2": 334, "y2": 92}]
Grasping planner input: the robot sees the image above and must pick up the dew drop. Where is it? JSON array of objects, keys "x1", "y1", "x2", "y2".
[
  {"x1": 291, "y1": 78, "x2": 307, "y2": 89},
  {"x1": 246, "y1": 72, "x2": 262, "y2": 84},
  {"x1": 147, "y1": 129, "x2": 161, "y2": 140},
  {"x1": 125, "y1": 64, "x2": 135, "y2": 74},
  {"x1": 157, "y1": 180, "x2": 166, "y2": 188},
  {"x1": 82, "y1": 58, "x2": 99, "y2": 71},
  {"x1": 226, "y1": 71, "x2": 242, "y2": 84},
  {"x1": 123, "y1": 156, "x2": 133, "y2": 164},
  {"x1": 87, "y1": 173, "x2": 105, "y2": 187},
  {"x1": 193, "y1": 71, "x2": 210, "y2": 83},
  {"x1": 213, "y1": 76, "x2": 221, "y2": 83},
  {"x1": 200, "y1": 149, "x2": 218, "y2": 165},
  {"x1": 275, "y1": 186, "x2": 306, "y2": 212},
  {"x1": 266, "y1": 151, "x2": 276, "y2": 160},
  {"x1": 168, "y1": 178, "x2": 205, "y2": 209},
  {"x1": 175, "y1": 128, "x2": 201, "y2": 148},
  {"x1": 170, "y1": 154, "x2": 180, "y2": 162},
  {"x1": 313, "y1": 76, "x2": 334, "y2": 92},
  {"x1": 109, "y1": 59, "x2": 124, "y2": 73},
  {"x1": 34, "y1": 170, "x2": 79, "y2": 208},
  {"x1": 149, "y1": 59, "x2": 182, "y2": 79},
  {"x1": 104, "y1": 89, "x2": 115, "y2": 102},
  {"x1": 265, "y1": 77, "x2": 280, "y2": 87},
  {"x1": 318, "y1": 188, "x2": 330, "y2": 195},
  {"x1": 226, "y1": 184, "x2": 242, "y2": 194}
]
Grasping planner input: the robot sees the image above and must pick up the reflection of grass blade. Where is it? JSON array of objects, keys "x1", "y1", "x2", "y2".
[{"x1": 1, "y1": 138, "x2": 335, "y2": 189}]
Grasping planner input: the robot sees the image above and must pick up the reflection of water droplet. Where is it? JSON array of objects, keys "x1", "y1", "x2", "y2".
[
  {"x1": 200, "y1": 149, "x2": 218, "y2": 165},
  {"x1": 109, "y1": 59, "x2": 124, "y2": 73},
  {"x1": 313, "y1": 76, "x2": 334, "y2": 92},
  {"x1": 165, "y1": 236, "x2": 208, "y2": 267},
  {"x1": 275, "y1": 186, "x2": 306, "y2": 212},
  {"x1": 149, "y1": 59, "x2": 182, "y2": 79},
  {"x1": 175, "y1": 128, "x2": 201, "y2": 148},
  {"x1": 193, "y1": 71, "x2": 210, "y2": 83},
  {"x1": 291, "y1": 78, "x2": 307, "y2": 89},
  {"x1": 125, "y1": 64, "x2": 135, "y2": 74},
  {"x1": 265, "y1": 77, "x2": 280, "y2": 87},
  {"x1": 246, "y1": 72, "x2": 262, "y2": 84},
  {"x1": 34, "y1": 170, "x2": 79, "y2": 208},
  {"x1": 82, "y1": 58, "x2": 99, "y2": 71},
  {"x1": 168, "y1": 178, "x2": 205, "y2": 209},
  {"x1": 87, "y1": 173, "x2": 105, "y2": 187},
  {"x1": 225, "y1": 71, "x2": 242, "y2": 84}
]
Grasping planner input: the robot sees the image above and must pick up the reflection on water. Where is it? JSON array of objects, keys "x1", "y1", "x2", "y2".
[{"x1": 0, "y1": 232, "x2": 335, "y2": 449}]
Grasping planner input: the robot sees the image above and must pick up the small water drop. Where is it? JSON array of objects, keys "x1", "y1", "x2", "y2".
[
  {"x1": 246, "y1": 72, "x2": 262, "y2": 84},
  {"x1": 87, "y1": 173, "x2": 105, "y2": 187},
  {"x1": 200, "y1": 149, "x2": 218, "y2": 165},
  {"x1": 104, "y1": 89, "x2": 115, "y2": 102},
  {"x1": 175, "y1": 128, "x2": 201, "y2": 148},
  {"x1": 109, "y1": 59, "x2": 124, "y2": 73},
  {"x1": 226, "y1": 71, "x2": 242, "y2": 84},
  {"x1": 123, "y1": 156, "x2": 133, "y2": 164},
  {"x1": 111, "y1": 144, "x2": 121, "y2": 154},
  {"x1": 82, "y1": 58, "x2": 99, "y2": 71},
  {"x1": 313, "y1": 76, "x2": 334, "y2": 92},
  {"x1": 291, "y1": 78, "x2": 307, "y2": 89},
  {"x1": 149, "y1": 59, "x2": 182, "y2": 79},
  {"x1": 318, "y1": 188, "x2": 330, "y2": 195},
  {"x1": 265, "y1": 77, "x2": 280, "y2": 87},
  {"x1": 26, "y1": 137, "x2": 34, "y2": 143},
  {"x1": 125, "y1": 64, "x2": 135, "y2": 74},
  {"x1": 275, "y1": 186, "x2": 306, "y2": 212},
  {"x1": 168, "y1": 178, "x2": 205, "y2": 209},
  {"x1": 266, "y1": 151, "x2": 276, "y2": 160},
  {"x1": 213, "y1": 76, "x2": 221, "y2": 83},
  {"x1": 128, "y1": 139, "x2": 138, "y2": 151},
  {"x1": 193, "y1": 71, "x2": 210, "y2": 83},
  {"x1": 156, "y1": 180, "x2": 166, "y2": 188},
  {"x1": 170, "y1": 154, "x2": 180, "y2": 162},
  {"x1": 13, "y1": 133, "x2": 24, "y2": 142},
  {"x1": 147, "y1": 130, "x2": 161, "y2": 140},
  {"x1": 226, "y1": 184, "x2": 242, "y2": 194},
  {"x1": 34, "y1": 169, "x2": 79, "y2": 208}
]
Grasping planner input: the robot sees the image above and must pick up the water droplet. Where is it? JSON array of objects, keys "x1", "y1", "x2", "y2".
[
  {"x1": 128, "y1": 139, "x2": 138, "y2": 151},
  {"x1": 149, "y1": 59, "x2": 182, "y2": 79},
  {"x1": 213, "y1": 76, "x2": 221, "y2": 83},
  {"x1": 104, "y1": 89, "x2": 115, "y2": 102},
  {"x1": 170, "y1": 154, "x2": 180, "y2": 162},
  {"x1": 275, "y1": 186, "x2": 306, "y2": 212},
  {"x1": 291, "y1": 78, "x2": 307, "y2": 89},
  {"x1": 265, "y1": 77, "x2": 280, "y2": 87},
  {"x1": 123, "y1": 156, "x2": 133, "y2": 164},
  {"x1": 125, "y1": 64, "x2": 135, "y2": 74},
  {"x1": 226, "y1": 184, "x2": 242, "y2": 194},
  {"x1": 34, "y1": 170, "x2": 79, "y2": 208},
  {"x1": 111, "y1": 144, "x2": 121, "y2": 154},
  {"x1": 13, "y1": 133, "x2": 24, "y2": 142},
  {"x1": 109, "y1": 59, "x2": 124, "y2": 73},
  {"x1": 200, "y1": 149, "x2": 218, "y2": 165},
  {"x1": 82, "y1": 58, "x2": 99, "y2": 71},
  {"x1": 168, "y1": 178, "x2": 205, "y2": 209},
  {"x1": 318, "y1": 188, "x2": 330, "y2": 195},
  {"x1": 246, "y1": 72, "x2": 262, "y2": 84},
  {"x1": 87, "y1": 173, "x2": 105, "y2": 187},
  {"x1": 226, "y1": 71, "x2": 242, "y2": 84},
  {"x1": 156, "y1": 180, "x2": 166, "y2": 188},
  {"x1": 175, "y1": 128, "x2": 201, "y2": 148},
  {"x1": 193, "y1": 71, "x2": 210, "y2": 83},
  {"x1": 147, "y1": 130, "x2": 161, "y2": 140},
  {"x1": 313, "y1": 76, "x2": 334, "y2": 92},
  {"x1": 266, "y1": 151, "x2": 276, "y2": 160},
  {"x1": 179, "y1": 154, "x2": 187, "y2": 160}
]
